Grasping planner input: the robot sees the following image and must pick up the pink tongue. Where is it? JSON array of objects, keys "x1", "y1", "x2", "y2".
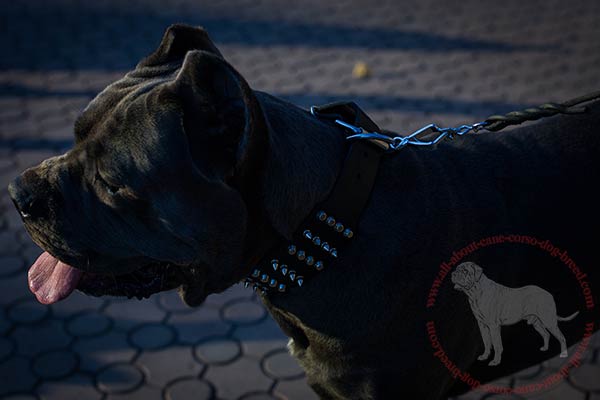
[{"x1": 28, "y1": 251, "x2": 83, "y2": 305}]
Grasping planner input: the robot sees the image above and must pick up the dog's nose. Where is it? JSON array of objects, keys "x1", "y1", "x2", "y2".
[{"x1": 8, "y1": 175, "x2": 47, "y2": 220}]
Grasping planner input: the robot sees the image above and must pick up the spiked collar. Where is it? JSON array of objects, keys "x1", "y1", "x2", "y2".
[{"x1": 243, "y1": 102, "x2": 390, "y2": 295}]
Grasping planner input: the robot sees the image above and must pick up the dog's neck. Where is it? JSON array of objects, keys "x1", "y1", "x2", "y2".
[{"x1": 238, "y1": 92, "x2": 348, "y2": 271}]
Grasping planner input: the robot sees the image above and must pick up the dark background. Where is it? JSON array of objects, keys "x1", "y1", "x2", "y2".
[{"x1": 1, "y1": 0, "x2": 599, "y2": 399}]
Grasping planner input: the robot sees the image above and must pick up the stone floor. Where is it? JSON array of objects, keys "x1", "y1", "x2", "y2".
[{"x1": 1, "y1": 0, "x2": 599, "y2": 399}]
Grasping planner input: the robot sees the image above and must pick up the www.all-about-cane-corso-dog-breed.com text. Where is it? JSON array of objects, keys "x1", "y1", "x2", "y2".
[{"x1": 7, "y1": 24, "x2": 600, "y2": 399}]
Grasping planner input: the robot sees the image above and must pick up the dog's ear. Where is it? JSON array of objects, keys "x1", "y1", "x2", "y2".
[
  {"x1": 470, "y1": 262, "x2": 483, "y2": 282},
  {"x1": 170, "y1": 49, "x2": 263, "y2": 182},
  {"x1": 139, "y1": 24, "x2": 223, "y2": 67}
]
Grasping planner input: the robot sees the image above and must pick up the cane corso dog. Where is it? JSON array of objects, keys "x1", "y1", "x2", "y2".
[
  {"x1": 452, "y1": 261, "x2": 579, "y2": 366},
  {"x1": 7, "y1": 24, "x2": 600, "y2": 399}
]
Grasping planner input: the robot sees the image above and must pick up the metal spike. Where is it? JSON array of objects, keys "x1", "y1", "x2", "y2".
[
  {"x1": 306, "y1": 256, "x2": 314, "y2": 266},
  {"x1": 288, "y1": 245, "x2": 297, "y2": 255},
  {"x1": 271, "y1": 259, "x2": 279, "y2": 271},
  {"x1": 269, "y1": 278, "x2": 277, "y2": 287},
  {"x1": 297, "y1": 250, "x2": 306, "y2": 261},
  {"x1": 303, "y1": 230, "x2": 312, "y2": 240},
  {"x1": 315, "y1": 261, "x2": 324, "y2": 271},
  {"x1": 334, "y1": 222, "x2": 344, "y2": 232},
  {"x1": 251, "y1": 269, "x2": 260, "y2": 278},
  {"x1": 297, "y1": 277, "x2": 304, "y2": 287},
  {"x1": 277, "y1": 283, "x2": 286, "y2": 292},
  {"x1": 330, "y1": 248, "x2": 338, "y2": 258},
  {"x1": 316, "y1": 211, "x2": 327, "y2": 221},
  {"x1": 312, "y1": 236, "x2": 321, "y2": 246},
  {"x1": 253, "y1": 284, "x2": 259, "y2": 292},
  {"x1": 322, "y1": 242, "x2": 330, "y2": 252},
  {"x1": 281, "y1": 266, "x2": 288, "y2": 276},
  {"x1": 326, "y1": 216, "x2": 336, "y2": 227},
  {"x1": 260, "y1": 288, "x2": 267, "y2": 295},
  {"x1": 343, "y1": 228, "x2": 354, "y2": 239},
  {"x1": 244, "y1": 281, "x2": 251, "y2": 288},
  {"x1": 260, "y1": 273, "x2": 269, "y2": 283},
  {"x1": 289, "y1": 271, "x2": 296, "y2": 281}
]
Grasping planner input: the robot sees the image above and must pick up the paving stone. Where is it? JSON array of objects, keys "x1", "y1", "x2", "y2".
[
  {"x1": 0, "y1": 336, "x2": 15, "y2": 362},
  {"x1": 7, "y1": 297, "x2": 50, "y2": 324},
  {"x1": 106, "y1": 385, "x2": 163, "y2": 400},
  {"x1": 0, "y1": 356, "x2": 36, "y2": 396},
  {"x1": 0, "y1": 271, "x2": 33, "y2": 305},
  {"x1": 274, "y1": 379, "x2": 320, "y2": 400},
  {"x1": 204, "y1": 356, "x2": 273, "y2": 400},
  {"x1": 66, "y1": 310, "x2": 112, "y2": 337},
  {"x1": 157, "y1": 290, "x2": 196, "y2": 314},
  {"x1": 194, "y1": 337, "x2": 241, "y2": 365},
  {"x1": 129, "y1": 323, "x2": 176, "y2": 350},
  {"x1": 233, "y1": 317, "x2": 289, "y2": 359},
  {"x1": 164, "y1": 378, "x2": 214, "y2": 400},
  {"x1": 2, "y1": 395, "x2": 39, "y2": 400},
  {"x1": 37, "y1": 372, "x2": 102, "y2": 400},
  {"x1": 95, "y1": 363, "x2": 145, "y2": 394},
  {"x1": 263, "y1": 348, "x2": 304, "y2": 380},
  {"x1": 12, "y1": 319, "x2": 71, "y2": 357},
  {"x1": 221, "y1": 299, "x2": 267, "y2": 326},
  {"x1": 104, "y1": 298, "x2": 166, "y2": 331},
  {"x1": 520, "y1": 379, "x2": 587, "y2": 400},
  {"x1": 0, "y1": 307, "x2": 12, "y2": 335},
  {"x1": 32, "y1": 348, "x2": 78, "y2": 379},
  {"x1": 168, "y1": 306, "x2": 231, "y2": 345},
  {"x1": 72, "y1": 331, "x2": 137, "y2": 372},
  {"x1": 569, "y1": 362, "x2": 600, "y2": 392},
  {"x1": 136, "y1": 346, "x2": 204, "y2": 387},
  {"x1": 239, "y1": 393, "x2": 279, "y2": 400},
  {"x1": 0, "y1": 255, "x2": 24, "y2": 277},
  {"x1": 0, "y1": 231, "x2": 20, "y2": 255},
  {"x1": 50, "y1": 291, "x2": 106, "y2": 316}
]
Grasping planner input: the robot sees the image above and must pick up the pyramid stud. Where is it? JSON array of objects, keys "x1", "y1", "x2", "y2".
[
  {"x1": 260, "y1": 288, "x2": 267, "y2": 295},
  {"x1": 289, "y1": 271, "x2": 297, "y2": 281},
  {"x1": 321, "y1": 242, "x2": 330, "y2": 252},
  {"x1": 278, "y1": 283, "x2": 286, "y2": 292},
  {"x1": 334, "y1": 222, "x2": 344, "y2": 232},
  {"x1": 269, "y1": 278, "x2": 277, "y2": 287},
  {"x1": 303, "y1": 230, "x2": 312, "y2": 240},
  {"x1": 260, "y1": 273, "x2": 269, "y2": 283},
  {"x1": 271, "y1": 259, "x2": 279, "y2": 271},
  {"x1": 297, "y1": 250, "x2": 306, "y2": 261},
  {"x1": 317, "y1": 211, "x2": 327, "y2": 221},
  {"x1": 281, "y1": 266, "x2": 288, "y2": 276},
  {"x1": 315, "y1": 261, "x2": 324, "y2": 271},
  {"x1": 330, "y1": 248, "x2": 338, "y2": 258},
  {"x1": 288, "y1": 245, "x2": 297, "y2": 255},
  {"x1": 253, "y1": 284, "x2": 259, "y2": 292},
  {"x1": 297, "y1": 277, "x2": 304, "y2": 287},
  {"x1": 306, "y1": 256, "x2": 314, "y2": 266},
  {"x1": 326, "y1": 216, "x2": 336, "y2": 227},
  {"x1": 343, "y1": 228, "x2": 354, "y2": 239},
  {"x1": 251, "y1": 269, "x2": 260, "y2": 278},
  {"x1": 312, "y1": 236, "x2": 321, "y2": 246}
]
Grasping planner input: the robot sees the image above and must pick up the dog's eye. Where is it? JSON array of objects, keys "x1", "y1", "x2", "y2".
[{"x1": 95, "y1": 171, "x2": 120, "y2": 196}]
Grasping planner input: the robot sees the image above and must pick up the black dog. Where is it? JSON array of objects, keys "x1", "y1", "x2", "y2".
[{"x1": 8, "y1": 25, "x2": 600, "y2": 399}]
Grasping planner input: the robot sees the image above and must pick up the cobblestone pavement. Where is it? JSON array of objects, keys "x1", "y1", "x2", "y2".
[{"x1": 1, "y1": 0, "x2": 600, "y2": 399}]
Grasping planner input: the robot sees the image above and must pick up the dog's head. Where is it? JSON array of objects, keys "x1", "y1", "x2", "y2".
[
  {"x1": 7, "y1": 25, "x2": 265, "y2": 306},
  {"x1": 451, "y1": 261, "x2": 483, "y2": 292}
]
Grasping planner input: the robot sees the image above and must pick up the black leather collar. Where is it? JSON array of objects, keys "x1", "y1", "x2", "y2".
[{"x1": 244, "y1": 102, "x2": 390, "y2": 294}]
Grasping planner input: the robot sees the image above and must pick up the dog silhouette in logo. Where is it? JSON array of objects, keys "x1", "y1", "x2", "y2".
[{"x1": 451, "y1": 261, "x2": 579, "y2": 366}]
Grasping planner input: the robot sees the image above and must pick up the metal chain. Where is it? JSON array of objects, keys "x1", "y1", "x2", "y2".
[{"x1": 313, "y1": 90, "x2": 600, "y2": 152}]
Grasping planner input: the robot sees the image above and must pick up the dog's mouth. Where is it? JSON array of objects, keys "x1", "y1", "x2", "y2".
[{"x1": 28, "y1": 251, "x2": 185, "y2": 304}]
